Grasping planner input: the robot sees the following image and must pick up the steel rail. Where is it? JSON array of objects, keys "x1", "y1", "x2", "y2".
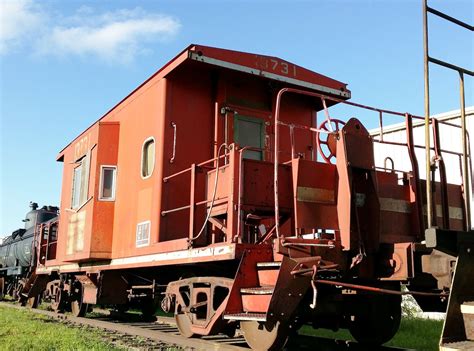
[
  {"x1": 0, "y1": 302, "x2": 246, "y2": 351},
  {"x1": 0, "y1": 301, "x2": 418, "y2": 351}
]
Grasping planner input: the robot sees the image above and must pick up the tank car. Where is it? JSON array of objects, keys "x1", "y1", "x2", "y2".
[
  {"x1": 0, "y1": 203, "x2": 58, "y2": 302},
  {"x1": 19, "y1": 44, "x2": 473, "y2": 351}
]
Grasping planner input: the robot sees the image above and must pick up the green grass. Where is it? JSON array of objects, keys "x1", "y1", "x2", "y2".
[
  {"x1": 300, "y1": 317, "x2": 443, "y2": 351},
  {"x1": 0, "y1": 306, "x2": 121, "y2": 350},
  {"x1": 385, "y1": 318, "x2": 443, "y2": 351},
  {"x1": 0, "y1": 304, "x2": 443, "y2": 350}
]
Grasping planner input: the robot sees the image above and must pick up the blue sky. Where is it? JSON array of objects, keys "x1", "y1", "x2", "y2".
[{"x1": 0, "y1": 0, "x2": 472, "y2": 236}]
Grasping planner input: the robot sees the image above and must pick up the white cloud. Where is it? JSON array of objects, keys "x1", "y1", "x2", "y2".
[
  {"x1": 38, "y1": 9, "x2": 181, "y2": 63},
  {"x1": 0, "y1": 2, "x2": 181, "y2": 63},
  {"x1": 0, "y1": 0, "x2": 43, "y2": 54}
]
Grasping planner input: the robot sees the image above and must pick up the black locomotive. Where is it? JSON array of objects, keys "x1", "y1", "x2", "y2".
[{"x1": 0, "y1": 203, "x2": 58, "y2": 300}]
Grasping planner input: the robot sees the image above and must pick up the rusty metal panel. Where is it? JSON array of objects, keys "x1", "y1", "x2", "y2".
[
  {"x1": 292, "y1": 159, "x2": 338, "y2": 231},
  {"x1": 75, "y1": 275, "x2": 98, "y2": 305},
  {"x1": 242, "y1": 160, "x2": 293, "y2": 210},
  {"x1": 342, "y1": 118, "x2": 376, "y2": 170},
  {"x1": 377, "y1": 171, "x2": 417, "y2": 243},
  {"x1": 296, "y1": 187, "x2": 335, "y2": 204},
  {"x1": 267, "y1": 256, "x2": 310, "y2": 326},
  {"x1": 336, "y1": 118, "x2": 380, "y2": 252},
  {"x1": 258, "y1": 269, "x2": 279, "y2": 287},
  {"x1": 242, "y1": 294, "x2": 272, "y2": 313},
  {"x1": 206, "y1": 165, "x2": 231, "y2": 209}
]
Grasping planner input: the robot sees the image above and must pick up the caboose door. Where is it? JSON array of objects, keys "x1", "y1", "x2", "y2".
[{"x1": 233, "y1": 115, "x2": 265, "y2": 160}]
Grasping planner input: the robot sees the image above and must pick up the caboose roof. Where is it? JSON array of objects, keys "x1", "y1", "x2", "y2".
[{"x1": 57, "y1": 44, "x2": 350, "y2": 160}]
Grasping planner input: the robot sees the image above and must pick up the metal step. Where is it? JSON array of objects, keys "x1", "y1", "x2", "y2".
[
  {"x1": 223, "y1": 313, "x2": 266, "y2": 322},
  {"x1": 440, "y1": 341, "x2": 474, "y2": 351},
  {"x1": 461, "y1": 302, "x2": 474, "y2": 314},
  {"x1": 256, "y1": 261, "x2": 281, "y2": 268},
  {"x1": 240, "y1": 287, "x2": 274, "y2": 295},
  {"x1": 257, "y1": 262, "x2": 281, "y2": 286}
]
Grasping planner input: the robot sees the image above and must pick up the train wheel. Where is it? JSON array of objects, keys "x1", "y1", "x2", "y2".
[
  {"x1": 175, "y1": 312, "x2": 196, "y2": 338},
  {"x1": 52, "y1": 288, "x2": 67, "y2": 313},
  {"x1": 241, "y1": 321, "x2": 289, "y2": 351},
  {"x1": 70, "y1": 281, "x2": 88, "y2": 317},
  {"x1": 13, "y1": 280, "x2": 25, "y2": 301},
  {"x1": 348, "y1": 293, "x2": 401, "y2": 345}
]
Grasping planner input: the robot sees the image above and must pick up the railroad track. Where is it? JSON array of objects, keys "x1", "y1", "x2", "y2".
[{"x1": 0, "y1": 302, "x2": 415, "y2": 350}]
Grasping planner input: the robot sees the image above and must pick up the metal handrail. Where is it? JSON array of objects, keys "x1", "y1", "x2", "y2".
[
  {"x1": 162, "y1": 152, "x2": 228, "y2": 182},
  {"x1": 423, "y1": 0, "x2": 473, "y2": 229},
  {"x1": 372, "y1": 139, "x2": 469, "y2": 158},
  {"x1": 273, "y1": 87, "x2": 473, "y2": 238}
]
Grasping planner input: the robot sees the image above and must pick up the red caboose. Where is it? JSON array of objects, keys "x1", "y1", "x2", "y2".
[{"x1": 25, "y1": 44, "x2": 471, "y2": 350}]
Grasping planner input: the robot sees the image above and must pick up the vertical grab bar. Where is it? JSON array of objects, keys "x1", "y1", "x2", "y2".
[
  {"x1": 406, "y1": 113, "x2": 425, "y2": 238},
  {"x1": 432, "y1": 119, "x2": 450, "y2": 229},
  {"x1": 170, "y1": 122, "x2": 177, "y2": 163}
]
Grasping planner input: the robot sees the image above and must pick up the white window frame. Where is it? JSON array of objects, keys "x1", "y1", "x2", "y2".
[
  {"x1": 136, "y1": 220, "x2": 151, "y2": 247},
  {"x1": 141, "y1": 137, "x2": 156, "y2": 179},
  {"x1": 98, "y1": 165, "x2": 117, "y2": 201},
  {"x1": 71, "y1": 164, "x2": 82, "y2": 209},
  {"x1": 71, "y1": 153, "x2": 91, "y2": 210}
]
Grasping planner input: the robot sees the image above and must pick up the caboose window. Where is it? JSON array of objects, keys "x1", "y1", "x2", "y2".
[
  {"x1": 233, "y1": 115, "x2": 265, "y2": 160},
  {"x1": 99, "y1": 166, "x2": 117, "y2": 201},
  {"x1": 71, "y1": 153, "x2": 90, "y2": 209},
  {"x1": 71, "y1": 166, "x2": 82, "y2": 209},
  {"x1": 141, "y1": 137, "x2": 155, "y2": 178}
]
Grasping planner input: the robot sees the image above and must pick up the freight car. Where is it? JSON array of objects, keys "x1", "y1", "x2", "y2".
[
  {"x1": 0, "y1": 203, "x2": 58, "y2": 302},
  {"x1": 17, "y1": 44, "x2": 473, "y2": 351}
]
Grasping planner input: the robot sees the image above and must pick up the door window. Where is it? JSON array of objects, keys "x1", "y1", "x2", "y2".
[{"x1": 233, "y1": 115, "x2": 265, "y2": 160}]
